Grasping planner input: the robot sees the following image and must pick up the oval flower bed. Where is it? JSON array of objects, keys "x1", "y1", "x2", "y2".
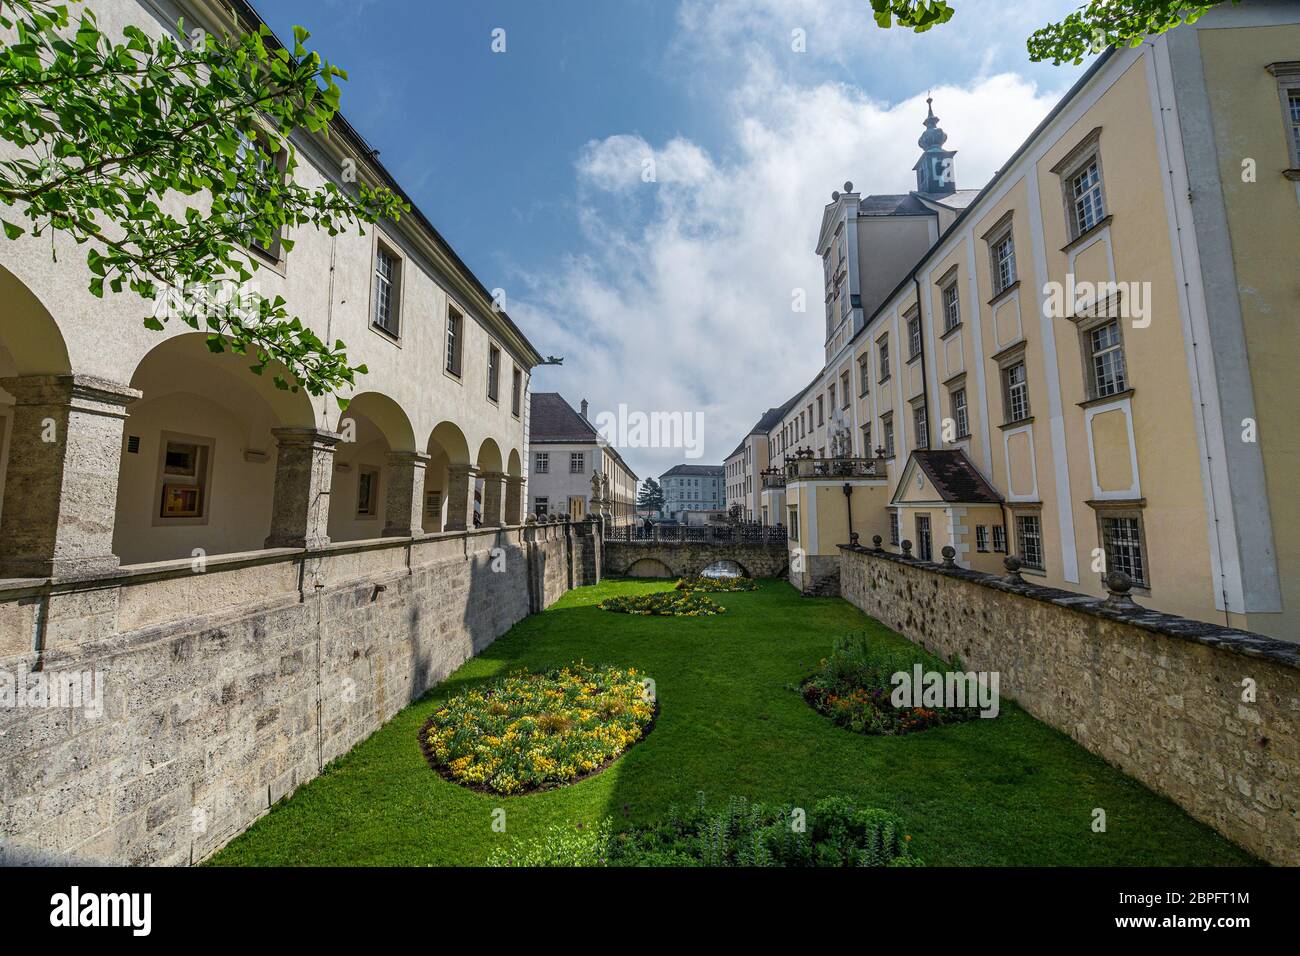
[
  {"x1": 598, "y1": 590, "x2": 724, "y2": 616},
  {"x1": 421, "y1": 663, "x2": 655, "y2": 794},
  {"x1": 674, "y1": 576, "x2": 757, "y2": 593}
]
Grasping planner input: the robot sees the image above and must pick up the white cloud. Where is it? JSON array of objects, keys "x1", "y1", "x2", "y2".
[{"x1": 514, "y1": 4, "x2": 1079, "y2": 481}]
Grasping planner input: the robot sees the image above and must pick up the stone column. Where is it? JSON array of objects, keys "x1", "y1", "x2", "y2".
[
  {"x1": 479, "y1": 470, "x2": 507, "y2": 528},
  {"x1": 504, "y1": 475, "x2": 524, "y2": 525},
  {"x1": 444, "y1": 464, "x2": 477, "y2": 532},
  {"x1": 264, "y1": 427, "x2": 340, "y2": 550},
  {"x1": 0, "y1": 374, "x2": 141, "y2": 578},
  {"x1": 382, "y1": 451, "x2": 429, "y2": 537}
]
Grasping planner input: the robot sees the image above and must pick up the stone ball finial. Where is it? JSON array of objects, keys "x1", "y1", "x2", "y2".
[
  {"x1": 900, "y1": 539, "x2": 913, "y2": 556},
  {"x1": 941, "y1": 545, "x2": 957, "y2": 568},
  {"x1": 849, "y1": 531, "x2": 860, "y2": 547},
  {"x1": 525, "y1": 514, "x2": 537, "y2": 525},
  {"x1": 843, "y1": 181, "x2": 853, "y2": 193},
  {"x1": 831, "y1": 190, "x2": 840, "y2": 201},
  {"x1": 1003, "y1": 555, "x2": 1024, "y2": 584},
  {"x1": 872, "y1": 534, "x2": 883, "y2": 552},
  {"x1": 1103, "y1": 571, "x2": 1139, "y2": 609}
]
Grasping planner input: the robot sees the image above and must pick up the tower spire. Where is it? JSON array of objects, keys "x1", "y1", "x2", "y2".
[{"x1": 914, "y1": 94, "x2": 956, "y2": 196}]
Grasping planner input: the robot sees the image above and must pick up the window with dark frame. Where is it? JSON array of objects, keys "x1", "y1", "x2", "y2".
[
  {"x1": 992, "y1": 524, "x2": 1007, "y2": 553},
  {"x1": 913, "y1": 403, "x2": 929, "y2": 450},
  {"x1": 841, "y1": 370, "x2": 850, "y2": 409},
  {"x1": 952, "y1": 387, "x2": 969, "y2": 438},
  {"x1": 878, "y1": 336, "x2": 891, "y2": 382},
  {"x1": 372, "y1": 246, "x2": 400, "y2": 336},
  {"x1": 445, "y1": 306, "x2": 463, "y2": 376},
  {"x1": 858, "y1": 354, "x2": 870, "y2": 396},
  {"x1": 915, "y1": 515, "x2": 933, "y2": 561},
  {"x1": 535, "y1": 451, "x2": 549, "y2": 474},
  {"x1": 942, "y1": 281, "x2": 961, "y2": 332},
  {"x1": 487, "y1": 345, "x2": 500, "y2": 402},
  {"x1": 534, "y1": 497, "x2": 549, "y2": 517},
  {"x1": 889, "y1": 511, "x2": 900, "y2": 546},
  {"x1": 907, "y1": 313, "x2": 922, "y2": 360},
  {"x1": 569, "y1": 452, "x2": 584, "y2": 474},
  {"x1": 882, "y1": 415, "x2": 895, "y2": 458},
  {"x1": 1087, "y1": 320, "x2": 1127, "y2": 398},
  {"x1": 511, "y1": 367, "x2": 522, "y2": 417},
  {"x1": 992, "y1": 232, "x2": 1017, "y2": 295},
  {"x1": 1003, "y1": 360, "x2": 1030, "y2": 424},
  {"x1": 1100, "y1": 513, "x2": 1148, "y2": 587},
  {"x1": 1015, "y1": 513, "x2": 1044, "y2": 571},
  {"x1": 975, "y1": 525, "x2": 989, "y2": 552}
]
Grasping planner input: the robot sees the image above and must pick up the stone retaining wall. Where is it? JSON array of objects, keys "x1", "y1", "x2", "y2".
[
  {"x1": 838, "y1": 545, "x2": 1300, "y2": 865},
  {"x1": 0, "y1": 520, "x2": 600, "y2": 865},
  {"x1": 603, "y1": 540, "x2": 790, "y2": 579}
]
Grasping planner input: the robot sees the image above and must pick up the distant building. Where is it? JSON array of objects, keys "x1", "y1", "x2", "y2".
[
  {"x1": 527, "y1": 393, "x2": 638, "y2": 524},
  {"x1": 659, "y1": 464, "x2": 724, "y2": 521},
  {"x1": 724, "y1": 399, "x2": 800, "y2": 523}
]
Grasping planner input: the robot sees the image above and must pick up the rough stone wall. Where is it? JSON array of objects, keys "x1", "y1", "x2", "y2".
[
  {"x1": 0, "y1": 522, "x2": 589, "y2": 866},
  {"x1": 838, "y1": 546, "x2": 1300, "y2": 866},
  {"x1": 789, "y1": 554, "x2": 841, "y2": 596},
  {"x1": 603, "y1": 540, "x2": 788, "y2": 579}
]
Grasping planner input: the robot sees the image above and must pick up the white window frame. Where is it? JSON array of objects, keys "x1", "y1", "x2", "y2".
[{"x1": 371, "y1": 241, "x2": 401, "y2": 338}]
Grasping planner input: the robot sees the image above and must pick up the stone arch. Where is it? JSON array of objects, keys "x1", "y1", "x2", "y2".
[
  {"x1": 112, "y1": 332, "x2": 317, "y2": 564},
  {"x1": 422, "y1": 421, "x2": 472, "y2": 532},
  {"x1": 506, "y1": 448, "x2": 522, "y2": 478},
  {"x1": 0, "y1": 263, "x2": 72, "y2": 377},
  {"x1": 329, "y1": 391, "x2": 418, "y2": 542},
  {"x1": 625, "y1": 557, "x2": 675, "y2": 578},
  {"x1": 475, "y1": 437, "x2": 503, "y2": 473},
  {"x1": 474, "y1": 438, "x2": 505, "y2": 527},
  {"x1": 700, "y1": 558, "x2": 749, "y2": 578}
]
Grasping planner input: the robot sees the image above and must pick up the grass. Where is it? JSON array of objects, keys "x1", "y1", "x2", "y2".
[{"x1": 209, "y1": 578, "x2": 1258, "y2": 866}]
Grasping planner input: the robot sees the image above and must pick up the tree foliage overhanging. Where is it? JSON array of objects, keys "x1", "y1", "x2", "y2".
[{"x1": 0, "y1": 0, "x2": 408, "y2": 401}]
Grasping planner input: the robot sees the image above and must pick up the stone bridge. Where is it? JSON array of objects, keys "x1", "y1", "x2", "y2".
[{"x1": 603, "y1": 528, "x2": 790, "y2": 579}]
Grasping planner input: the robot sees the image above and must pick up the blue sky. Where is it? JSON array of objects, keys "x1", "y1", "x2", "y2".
[{"x1": 260, "y1": 0, "x2": 1088, "y2": 479}]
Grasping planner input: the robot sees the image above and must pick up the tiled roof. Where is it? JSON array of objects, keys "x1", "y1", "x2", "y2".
[
  {"x1": 858, "y1": 193, "x2": 933, "y2": 217},
  {"x1": 912, "y1": 449, "x2": 1002, "y2": 504},
  {"x1": 528, "y1": 392, "x2": 599, "y2": 443},
  {"x1": 661, "y1": 464, "x2": 724, "y2": 478}
]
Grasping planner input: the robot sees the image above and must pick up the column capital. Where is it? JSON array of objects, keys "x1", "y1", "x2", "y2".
[
  {"x1": 2, "y1": 373, "x2": 141, "y2": 419},
  {"x1": 447, "y1": 463, "x2": 478, "y2": 476},
  {"x1": 479, "y1": 469, "x2": 507, "y2": 481},
  {"x1": 386, "y1": 450, "x2": 431, "y2": 468},
  {"x1": 271, "y1": 426, "x2": 342, "y2": 449},
  {"x1": 505, "y1": 474, "x2": 525, "y2": 485}
]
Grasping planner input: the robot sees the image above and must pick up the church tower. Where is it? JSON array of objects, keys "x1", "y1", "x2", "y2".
[{"x1": 913, "y1": 97, "x2": 956, "y2": 196}]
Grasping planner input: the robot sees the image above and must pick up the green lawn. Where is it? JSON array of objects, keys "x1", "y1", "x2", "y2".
[{"x1": 210, "y1": 578, "x2": 1257, "y2": 866}]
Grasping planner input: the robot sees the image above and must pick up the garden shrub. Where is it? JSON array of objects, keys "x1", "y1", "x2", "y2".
[
  {"x1": 673, "y1": 576, "x2": 758, "y2": 593},
  {"x1": 800, "y1": 631, "x2": 985, "y2": 735}
]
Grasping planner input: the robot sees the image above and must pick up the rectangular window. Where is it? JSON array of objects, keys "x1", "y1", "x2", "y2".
[
  {"x1": 534, "y1": 497, "x2": 549, "y2": 517},
  {"x1": 952, "y1": 387, "x2": 969, "y2": 438},
  {"x1": 535, "y1": 452, "x2": 549, "y2": 474},
  {"x1": 992, "y1": 524, "x2": 1007, "y2": 553},
  {"x1": 889, "y1": 511, "x2": 900, "y2": 546},
  {"x1": 1290, "y1": 90, "x2": 1300, "y2": 160},
  {"x1": 913, "y1": 404, "x2": 929, "y2": 450},
  {"x1": 942, "y1": 282, "x2": 961, "y2": 332},
  {"x1": 878, "y1": 337, "x2": 891, "y2": 382},
  {"x1": 915, "y1": 515, "x2": 933, "y2": 561},
  {"x1": 882, "y1": 415, "x2": 895, "y2": 458},
  {"x1": 858, "y1": 354, "x2": 870, "y2": 396},
  {"x1": 828, "y1": 384, "x2": 836, "y2": 412},
  {"x1": 1069, "y1": 158, "x2": 1106, "y2": 237},
  {"x1": 569, "y1": 452, "x2": 584, "y2": 474},
  {"x1": 907, "y1": 314, "x2": 922, "y2": 361},
  {"x1": 1003, "y1": 361, "x2": 1030, "y2": 424},
  {"x1": 817, "y1": 396, "x2": 824, "y2": 427},
  {"x1": 788, "y1": 506, "x2": 799, "y2": 542},
  {"x1": 236, "y1": 133, "x2": 286, "y2": 260},
  {"x1": 975, "y1": 525, "x2": 989, "y2": 552},
  {"x1": 356, "y1": 466, "x2": 380, "y2": 518},
  {"x1": 861, "y1": 423, "x2": 872, "y2": 458},
  {"x1": 445, "y1": 307, "x2": 463, "y2": 376},
  {"x1": 840, "y1": 370, "x2": 850, "y2": 408},
  {"x1": 511, "y1": 367, "x2": 522, "y2": 417},
  {"x1": 487, "y1": 345, "x2": 500, "y2": 402},
  {"x1": 372, "y1": 246, "x2": 400, "y2": 336},
  {"x1": 1100, "y1": 514, "x2": 1148, "y2": 587},
  {"x1": 1087, "y1": 320, "x2": 1127, "y2": 398},
  {"x1": 992, "y1": 233, "x2": 1017, "y2": 294},
  {"x1": 1015, "y1": 514, "x2": 1044, "y2": 571}
]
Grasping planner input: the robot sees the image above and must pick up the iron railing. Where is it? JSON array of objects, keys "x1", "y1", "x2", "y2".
[{"x1": 605, "y1": 524, "x2": 788, "y2": 546}]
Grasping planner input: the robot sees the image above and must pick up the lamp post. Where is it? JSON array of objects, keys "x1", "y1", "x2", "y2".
[{"x1": 842, "y1": 481, "x2": 854, "y2": 543}]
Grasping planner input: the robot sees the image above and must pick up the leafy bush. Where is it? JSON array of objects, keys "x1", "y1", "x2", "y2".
[
  {"x1": 598, "y1": 590, "x2": 724, "y2": 616},
  {"x1": 800, "y1": 631, "x2": 983, "y2": 735},
  {"x1": 421, "y1": 663, "x2": 654, "y2": 794},
  {"x1": 486, "y1": 820, "x2": 612, "y2": 867},
  {"x1": 487, "y1": 793, "x2": 920, "y2": 867},
  {"x1": 674, "y1": 576, "x2": 758, "y2": 593}
]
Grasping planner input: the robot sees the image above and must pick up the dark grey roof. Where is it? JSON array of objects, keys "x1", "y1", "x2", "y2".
[
  {"x1": 661, "y1": 464, "x2": 724, "y2": 478},
  {"x1": 912, "y1": 449, "x2": 1002, "y2": 504},
  {"x1": 858, "y1": 193, "x2": 933, "y2": 217},
  {"x1": 528, "y1": 392, "x2": 599, "y2": 443}
]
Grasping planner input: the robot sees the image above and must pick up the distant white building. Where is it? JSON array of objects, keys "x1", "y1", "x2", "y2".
[
  {"x1": 527, "y1": 393, "x2": 638, "y2": 525},
  {"x1": 659, "y1": 464, "x2": 723, "y2": 521}
]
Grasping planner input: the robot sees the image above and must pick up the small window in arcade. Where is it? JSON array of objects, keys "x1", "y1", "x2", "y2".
[{"x1": 156, "y1": 434, "x2": 212, "y2": 523}]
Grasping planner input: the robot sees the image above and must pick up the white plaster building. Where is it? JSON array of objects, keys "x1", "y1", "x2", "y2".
[{"x1": 527, "y1": 393, "x2": 638, "y2": 525}]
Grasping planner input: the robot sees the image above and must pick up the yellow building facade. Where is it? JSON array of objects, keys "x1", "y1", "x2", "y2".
[{"x1": 765, "y1": 4, "x2": 1300, "y2": 640}]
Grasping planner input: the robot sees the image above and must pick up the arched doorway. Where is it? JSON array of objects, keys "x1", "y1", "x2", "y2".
[
  {"x1": 114, "y1": 332, "x2": 315, "y2": 564},
  {"x1": 505, "y1": 448, "x2": 523, "y2": 524},
  {"x1": 424, "y1": 421, "x2": 471, "y2": 532},
  {"x1": 328, "y1": 391, "x2": 417, "y2": 542},
  {"x1": 476, "y1": 437, "x2": 504, "y2": 527}
]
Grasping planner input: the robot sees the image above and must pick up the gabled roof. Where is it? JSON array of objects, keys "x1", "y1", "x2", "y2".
[
  {"x1": 661, "y1": 464, "x2": 724, "y2": 478},
  {"x1": 858, "y1": 193, "x2": 934, "y2": 217},
  {"x1": 891, "y1": 449, "x2": 1002, "y2": 505},
  {"x1": 528, "y1": 392, "x2": 600, "y2": 443}
]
